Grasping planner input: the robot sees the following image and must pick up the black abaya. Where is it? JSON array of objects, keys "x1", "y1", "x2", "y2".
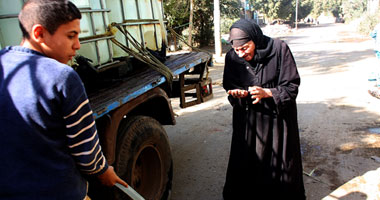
[{"x1": 222, "y1": 19, "x2": 305, "y2": 200}]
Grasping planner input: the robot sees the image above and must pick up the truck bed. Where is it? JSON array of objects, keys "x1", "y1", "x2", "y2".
[{"x1": 88, "y1": 51, "x2": 211, "y2": 119}]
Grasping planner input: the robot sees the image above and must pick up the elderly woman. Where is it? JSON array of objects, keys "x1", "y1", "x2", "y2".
[{"x1": 222, "y1": 19, "x2": 305, "y2": 199}]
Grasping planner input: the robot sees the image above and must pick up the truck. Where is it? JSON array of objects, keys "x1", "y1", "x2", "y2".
[{"x1": 0, "y1": 0, "x2": 213, "y2": 199}]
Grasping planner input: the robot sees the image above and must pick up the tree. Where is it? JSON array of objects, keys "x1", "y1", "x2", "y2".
[
  {"x1": 277, "y1": 0, "x2": 295, "y2": 20},
  {"x1": 165, "y1": 0, "x2": 241, "y2": 47},
  {"x1": 325, "y1": 0, "x2": 342, "y2": 18},
  {"x1": 252, "y1": 0, "x2": 279, "y2": 20},
  {"x1": 221, "y1": 0, "x2": 241, "y2": 19},
  {"x1": 298, "y1": 0, "x2": 314, "y2": 20},
  {"x1": 252, "y1": 0, "x2": 313, "y2": 22},
  {"x1": 310, "y1": 0, "x2": 324, "y2": 18},
  {"x1": 342, "y1": 0, "x2": 366, "y2": 20},
  {"x1": 310, "y1": 0, "x2": 343, "y2": 19},
  {"x1": 164, "y1": 0, "x2": 189, "y2": 32}
]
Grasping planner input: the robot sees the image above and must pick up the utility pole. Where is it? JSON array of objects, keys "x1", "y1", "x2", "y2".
[
  {"x1": 214, "y1": 0, "x2": 222, "y2": 57},
  {"x1": 295, "y1": 0, "x2": 299, "y2": 29}
]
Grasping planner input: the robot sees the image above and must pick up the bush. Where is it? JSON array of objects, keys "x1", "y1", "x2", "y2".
[
  {"x1": 342, "y1": 0, "x2": 366, "y2": 22},
  {"x1": 357, "y1": 11, "x2": 380, "y2": 36},
  {"x1": 221, "y1": 18, "x2": 239, "y2": 34}
]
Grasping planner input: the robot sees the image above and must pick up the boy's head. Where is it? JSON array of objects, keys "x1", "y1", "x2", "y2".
[
  {"x1": 19, "y1": 0, "x2": 81, "y2": 39},
  {"x1": 19, "y1": 0, "x2": 82, "y2": 64}
]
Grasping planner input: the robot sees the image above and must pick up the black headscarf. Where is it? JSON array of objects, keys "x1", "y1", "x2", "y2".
[{"x1": 230, "y1": 19, "x2": 274, "y2": 63}]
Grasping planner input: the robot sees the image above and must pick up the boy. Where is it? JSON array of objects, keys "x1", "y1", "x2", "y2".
[{"x1": 0, "y1": 0, "x2": 127, "y2": 199}]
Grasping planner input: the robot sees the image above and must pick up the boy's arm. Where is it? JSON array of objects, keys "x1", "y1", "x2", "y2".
[{"x1": 61, "y1": 69, "x2": 127, "y2": 187}]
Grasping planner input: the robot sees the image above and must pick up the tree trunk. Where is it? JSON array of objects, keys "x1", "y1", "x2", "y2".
[
  {"x1": 188, "y1": 0, "x2": 194, "y2": 51},
  {"x1": 214, "y1": 0, "x2": 222, "y2": 57},
  {"x1": 240, "y1": 0, "x2": 245, "y2": 19}
]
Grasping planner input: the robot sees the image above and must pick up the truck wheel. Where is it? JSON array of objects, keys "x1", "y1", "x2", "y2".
[{"x1": 115, "y1": 115, "x2": 173, "y2": 200}]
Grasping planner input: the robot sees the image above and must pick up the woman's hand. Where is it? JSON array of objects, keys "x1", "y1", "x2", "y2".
[
  {"x1": 227, "y1": 89, "x2": 249, "y2": 98},
  {"x1": 248, "y1": 86, "x2": 272, "y2": 104}
]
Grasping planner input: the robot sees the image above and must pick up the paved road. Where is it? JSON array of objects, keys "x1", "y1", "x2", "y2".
[{"x1": 165, "y1": 22, "x2": 380, "y2": 200}]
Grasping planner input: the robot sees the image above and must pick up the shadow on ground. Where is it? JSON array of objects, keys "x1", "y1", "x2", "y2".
[{"x1": 166, "y1": 90, "x2": 380, "y2": 200}]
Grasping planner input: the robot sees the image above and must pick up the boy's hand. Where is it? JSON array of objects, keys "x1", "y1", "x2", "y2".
[{"x1": 97, "y1": 166, "x2": 129, "y2": 188}]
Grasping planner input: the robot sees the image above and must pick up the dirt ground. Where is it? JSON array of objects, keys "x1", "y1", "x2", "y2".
[{"x1": 164, "y1": 22, "x2": 380, "y2": 200}]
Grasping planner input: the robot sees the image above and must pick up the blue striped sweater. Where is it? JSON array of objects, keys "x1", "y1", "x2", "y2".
[{"x1": 0, "y1": 46, "x2": 108, "y2": 199}]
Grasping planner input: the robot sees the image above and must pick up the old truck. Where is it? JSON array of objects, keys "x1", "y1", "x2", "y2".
[{"x1": 0, "y1": 0, "x2": 213, "y2": 199}]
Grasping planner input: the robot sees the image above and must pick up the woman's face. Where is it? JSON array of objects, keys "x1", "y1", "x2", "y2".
[{"x1": 233, "y1": 40, "x2": 255, "y2": 61}]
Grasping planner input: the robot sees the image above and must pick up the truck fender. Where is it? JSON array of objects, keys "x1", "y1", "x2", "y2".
[{"x1": 95, "y1": 87, "x2": 175, "y2": 164}]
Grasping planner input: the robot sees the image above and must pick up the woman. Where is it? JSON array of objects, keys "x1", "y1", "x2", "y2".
[{"x1": 222, "y1": 19, "x2": 305, "y2": 200}]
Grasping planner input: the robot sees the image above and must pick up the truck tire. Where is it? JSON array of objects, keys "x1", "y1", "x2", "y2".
[{"x1": 115, "y1": 115, "x2": 173, "y2": 200}]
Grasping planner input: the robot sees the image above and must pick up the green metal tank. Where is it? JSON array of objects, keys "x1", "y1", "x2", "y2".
[
  {"x1": 0, "y1": 0, "x2": 24, "y2": 49},
  {"x1": 0, "y1": 0, "x2": 166, "y2": 69}
]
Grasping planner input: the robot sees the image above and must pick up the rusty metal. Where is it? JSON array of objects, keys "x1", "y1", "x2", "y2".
[
  {"x1": 98, "y1": 87, "x2": 175, "y2": 164},
  {"x1": 0, "y1": 14, "x2": 18, "y2": 19},
  {"x1": 79, "y1": 9, "x2": 111, "y2": 13},
  {"x1": 79, "y1": 35, "x2": 115, "y2": 44},
  {"x1": 132, "y1": 144, "x2": 162, "y2": 199}
]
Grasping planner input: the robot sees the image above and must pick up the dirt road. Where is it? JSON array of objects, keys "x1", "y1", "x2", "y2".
[{"x1": 164, "y1": 23, "x2": 380, "y2": 200}]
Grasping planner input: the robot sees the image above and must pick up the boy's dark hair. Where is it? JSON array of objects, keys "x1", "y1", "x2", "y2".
[{"x1": 18, "y1": 0, "x2": 81, "y2": 39}]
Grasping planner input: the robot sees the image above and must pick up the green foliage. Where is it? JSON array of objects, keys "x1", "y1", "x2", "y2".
[
  {"x1": 220, "y1": 0, "x2": 241, "y2": 19},
  {"x1": 324, "y1": 0, "x2": 342, "y2": 17},
  {"x1": 164, "y1": 0, "x2": 189, "y2": 33},
  {"x1": 310, "y1": 0, "x2": 346, "y2": 19},
  {"x1": 252, "y1": 0, "x2": 280, "y2": 20},
  {"x1": 298, "y1": 0, "x2": 314, "y2": 20},
  {"x1": 309, "y1": 0, "x2": 368, "y2": 22},
  {"x1": 221, "y1": 17, "x2": 240, "y2": 34},
  {"x1": 310, "y1": 0, "x2": 323, "y2": 18},
  {"x1": 252, "y1": 0, "x2": 313, "y2": 22},
  {"x1": 193, "y1": 1, "x2": 213, "y2": 47},
  {"x1": 358, "y1": 11, "x2": 380, "y2": 35},
  {"x1": 164, "y1": 0, "x2": 372, "y2": 46},
  {"x1": 164, "y1": 0, "x2": 241, "y2": 47},
  {"x1": 342, "y1": 0, "x2": 366, "y2": 21},
  {"x1": 277, "y1": 0, "x2": 294, "y2": 20},
  {"x1": 220, "y1": 1, "x2": 241, "y2": 34}
]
